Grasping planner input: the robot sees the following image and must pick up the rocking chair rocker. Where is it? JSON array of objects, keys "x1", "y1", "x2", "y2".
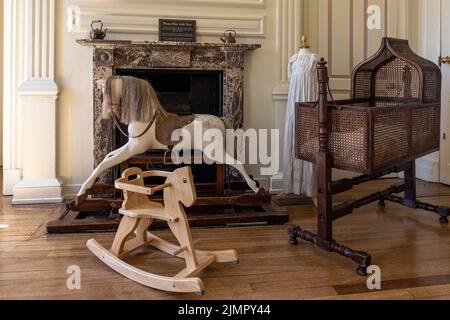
[{"x1": 87, "y1": 166, "x2": 239, "y2": 295}]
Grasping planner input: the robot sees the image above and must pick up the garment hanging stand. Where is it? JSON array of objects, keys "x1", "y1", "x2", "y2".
[
  {"x1": 300, "y1": 35, "x2": 311, "y2": 49},
  {"x1": 274, "y1": 34, "x2": 316, "y2": 207}
]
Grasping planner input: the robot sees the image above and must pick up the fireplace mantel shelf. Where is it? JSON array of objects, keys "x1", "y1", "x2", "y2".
[{"x1": 77, "y1": 39, "x2": 261, "y2": 51}]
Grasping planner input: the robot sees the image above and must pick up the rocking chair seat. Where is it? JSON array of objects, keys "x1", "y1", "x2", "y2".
[{"x1": 119, "y1": 201, "x2": 179, "y2": 223}]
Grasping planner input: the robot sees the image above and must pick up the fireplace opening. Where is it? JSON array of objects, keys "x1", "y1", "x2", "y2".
[
  {"x1": 114, "y1": 69, "x2": 224, "y2": 187},
  {"x1": 116, "y1": 69, "x2": 223, "y2": 115}
]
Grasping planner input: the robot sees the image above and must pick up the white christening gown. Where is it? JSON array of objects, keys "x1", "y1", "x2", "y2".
[{"x1": 283, "y1": 48, "x2": 319, "y2": 197}]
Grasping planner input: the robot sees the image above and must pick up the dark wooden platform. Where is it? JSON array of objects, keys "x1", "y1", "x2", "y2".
[
  {"x1": 46, "y1": 190, "x2": 289, "y2": 234},
  {"x1": 46, "y1": 202, "x2": 289, "y2": 234}
]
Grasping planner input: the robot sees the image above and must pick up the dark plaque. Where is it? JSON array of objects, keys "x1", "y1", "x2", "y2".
[{"x1": 159, "y1": 19, "x2": 197, "y2": 42}]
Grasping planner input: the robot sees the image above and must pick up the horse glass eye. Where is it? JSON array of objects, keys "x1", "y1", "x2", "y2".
[{"x1": 183, "y1": 178, "x2": 188, "y2": 184}]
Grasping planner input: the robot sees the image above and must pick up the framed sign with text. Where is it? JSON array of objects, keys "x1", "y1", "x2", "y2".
[{"x1": 159, "y1": 19, "x2": 197, "y2": 42}]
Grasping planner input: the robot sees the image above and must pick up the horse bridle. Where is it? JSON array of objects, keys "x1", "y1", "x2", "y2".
[{"x1": 111, "y1": 103, "x2": 160, "y2": 139}]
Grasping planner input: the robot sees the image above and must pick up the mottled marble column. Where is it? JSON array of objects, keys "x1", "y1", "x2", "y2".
[
  {"x1": 223, "y1": 47, "x2": 246, "y2": 129},
  {"x1": 93, "y1": 48, "x2": 115, "y2": 183}
]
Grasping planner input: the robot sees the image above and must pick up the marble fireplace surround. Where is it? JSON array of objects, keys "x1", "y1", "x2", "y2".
[{"x1": 77, "y1": 40, "x2": 261, "y2": 181}]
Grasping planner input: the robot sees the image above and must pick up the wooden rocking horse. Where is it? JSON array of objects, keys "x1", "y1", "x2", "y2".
[
  {"x1": 87, "y1": 166, "x2": 239, "y2": 295},
  {"x1": 46, "y1": 75, "x2": 289, "y2": 234}
]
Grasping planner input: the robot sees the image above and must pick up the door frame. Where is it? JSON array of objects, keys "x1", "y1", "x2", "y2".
[
  {"x1": 415, "y1": 0, "x2": 442, "y2": 183},
  {"x1": 438, "y1": 0, "x2": 450, "y2": 185}
]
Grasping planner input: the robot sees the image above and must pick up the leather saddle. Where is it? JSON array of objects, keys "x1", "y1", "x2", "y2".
[{"x1": 155, "y1": 112, "x2": 196, "y2": 147}]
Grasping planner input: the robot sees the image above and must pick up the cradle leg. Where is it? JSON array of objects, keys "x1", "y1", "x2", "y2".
[
  {"x1": 329, "y1": 241, "x2": 372, "y2": 276},
  {"x1": 288, "y1": 224, "x2": 371, "y2": 276},
  {"x1": 417, "y1": 202, "x2": 450, "y2": 224},
  {"x1": 386, "y1": 196, "x2": 450, "y2": 224},
  {"x1": 401, "y1": 161, "x2": 448, "y2": 224},
  {"x1": 357, "y1": 266, "x2": 369, "y2": 276},
  {"x1": 288, "y1": 225, "x2": 300, "y2": 245},
  {"x1": 288, "y1": 59, "x2": 372, "y2": 276},
  {"x1": 403, "y1": 161, "x2": 417, "y2": 208},
  {"x1": 438, "y1": 207, "x2": 450, "y2": 224},
  {"x1": 378, "y1": 197, "x2": 386, "y2": 208},
  {"x1": 288, "y1": 224, "x2": 316, "y2": 246}
]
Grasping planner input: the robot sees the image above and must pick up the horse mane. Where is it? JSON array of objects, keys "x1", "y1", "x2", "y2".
[{"x1": 102, "y1": 76, "x2": 168, "y2": 125}]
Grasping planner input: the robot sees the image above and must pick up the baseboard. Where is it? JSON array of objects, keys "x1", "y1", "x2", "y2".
[
  {"x1": 3, "y1": 169, "x2": 21, "y2": 196},
  {"x1": 416, "y1": 158, "x2": 440, "y2": 183},
  {"x1": 12, "y1": 197, "x2": 64, "y2": 205},
  {"x1": 270, "y1": 172, "x2": 283, "y2": 193},
  {"x1": 63, "y1": 184, "x2": 82, "y2": 201},
  {"x1": 254, "y1": 176, "x2": 270, "y2": 191},
  {"x1": 272, "y1": 83, "x2": 289, "y2": 102},
  {"x1": 12, "y1": 178, "x2": 63, "y2": 205}
]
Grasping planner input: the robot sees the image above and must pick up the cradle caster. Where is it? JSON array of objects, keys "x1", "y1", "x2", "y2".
[
  {"x1": 440, "y1": 217, "x2": 449, "y2": 224},
  {"x1": 356, "y1": 266, "x2": 368, "y2": 276},
  {"x1": 378, "y1": 199, "x2": 386, "y2": 208},
  {"x1": 196, "y1": 291, "x2": 205, "y2": 297},
  {"x1": 288, "y1": 225, "x2": 301, "y2": 245},
  {"x1": 232, "y1": 260, "x2": 240, "y2": 265}
]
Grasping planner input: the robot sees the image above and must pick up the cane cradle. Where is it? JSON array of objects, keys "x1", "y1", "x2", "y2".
[
  {"x1": 296, "y1": 37, "x2": 441, "y2": 174},
  {"x1": 288, "y1": 37, "x2": 449, "y2": 275}
]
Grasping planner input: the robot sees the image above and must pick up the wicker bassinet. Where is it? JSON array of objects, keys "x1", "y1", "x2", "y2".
[{"x1": 296, "y1": 37, "x2": 442, "y2": 174}]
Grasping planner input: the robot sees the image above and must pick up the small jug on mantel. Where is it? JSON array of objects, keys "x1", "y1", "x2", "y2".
[
  {"x1": 90, "y1": 20, "x2": 108, "y2": 40},
  {"x1": 220, "y1": 30, "x2": 237, "y2": 44}
]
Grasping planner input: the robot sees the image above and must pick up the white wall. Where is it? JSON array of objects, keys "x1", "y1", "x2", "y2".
[
  {"x1": 271, "y1": 0, "x2": 416, "y2": 188},
  {"x1": 0, "y1": 0, "x2": 416, "y2": 198},
  {"x1": 306, "y1": 0, "x2": 415, "y2": 99},
  {"x1": 3, "y1": 0, "x2": 25, "y2": 195},
  {"x1": 0, "y1": 0, "x2": 3, "y2": 166}
]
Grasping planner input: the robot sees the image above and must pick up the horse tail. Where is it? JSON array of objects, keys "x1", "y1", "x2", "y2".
[
  {"x1": 221, "y1": 117, "x2": 238, "y2": 158},
  {"x1": 221, "y1": 117, "x2": 233, "y2": 130}
]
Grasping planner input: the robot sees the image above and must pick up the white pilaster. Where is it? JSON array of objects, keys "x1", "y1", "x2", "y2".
[
  {"x1": 3, "y1": 0, "x2": 24, "y2": 196},
  {"x1": 13, "y1": 0, "x2": 62, "y2": 204}
]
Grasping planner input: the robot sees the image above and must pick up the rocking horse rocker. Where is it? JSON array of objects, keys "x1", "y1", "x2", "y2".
[{"x1": 87, "y1": 166, "x2": 239, "y2": 294}]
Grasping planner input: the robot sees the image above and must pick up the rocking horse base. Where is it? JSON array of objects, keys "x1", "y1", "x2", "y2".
[{"x1": 47, "y1": 188, "x2": 289, "y2": 234}]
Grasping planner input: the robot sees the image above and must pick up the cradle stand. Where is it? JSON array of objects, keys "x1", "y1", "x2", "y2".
[
  {"x1": 288, "y1": 59, "x2": 450, "y2": 276},
  {"x1": 87, "y1": 167, "x2": 239, "y2": 295}
]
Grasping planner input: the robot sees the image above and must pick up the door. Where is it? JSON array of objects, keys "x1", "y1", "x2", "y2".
[{"x1": 440, "y1": 0, "x2": 450, "y2": 184}]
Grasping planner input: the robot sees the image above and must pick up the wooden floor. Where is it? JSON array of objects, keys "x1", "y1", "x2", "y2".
[{"x1": 1, "y1": 179, "x2": 450, "y2": 300}]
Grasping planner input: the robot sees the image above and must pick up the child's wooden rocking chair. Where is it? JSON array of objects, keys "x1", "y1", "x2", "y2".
[{"x1": 87, "y1": 167, "x2": 239, "y2": 295}]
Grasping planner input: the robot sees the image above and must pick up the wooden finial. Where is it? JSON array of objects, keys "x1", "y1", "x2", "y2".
[{"x1": 300, "y1": 35, "x2": 311, "y2": 49}]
